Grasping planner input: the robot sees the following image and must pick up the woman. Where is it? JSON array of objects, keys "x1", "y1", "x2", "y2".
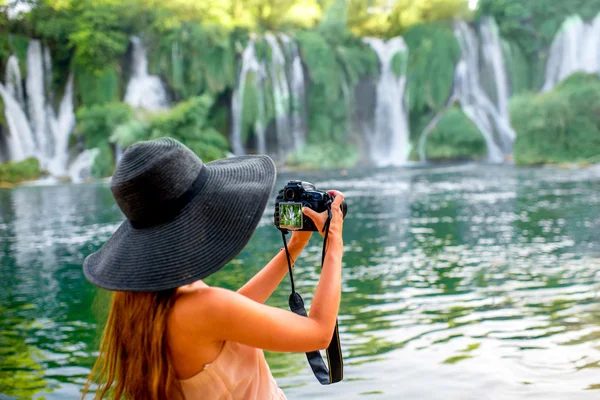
[{"x1": 82, "y1": 138, "x2": 345, "y2": 399}]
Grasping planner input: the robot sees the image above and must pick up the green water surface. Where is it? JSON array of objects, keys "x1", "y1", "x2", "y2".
[{"x1": 1, "y1": 164, "x2": 600, "y2": 399}]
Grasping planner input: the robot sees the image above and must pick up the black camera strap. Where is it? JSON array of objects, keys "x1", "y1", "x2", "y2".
[{"x1": 280, "y1": 204, "x2": 343, "y2": 385}]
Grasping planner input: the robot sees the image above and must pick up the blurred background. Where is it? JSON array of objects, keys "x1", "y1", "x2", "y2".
[{"x1": 1, "y1": 0, "x2": 600, "y2": 399}]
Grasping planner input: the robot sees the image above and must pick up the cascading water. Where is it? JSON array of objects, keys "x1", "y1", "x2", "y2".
[
  {"x1": 480, "y1": 17, "x2": 510, "y2": 119},
  {"x1": 0, "y1": 40, "x2": 77, "y2": 176},
  {"x1": 0, "y1": 83, "x2": 36, "y2": 162},
  {"x1": 68, "y1": 148, "x2": 99, "y2": 184},
  {"x1": 280, "y1": 34, "x2": 306, "y2": 152},
  {"x1": 47, "y1": 74, "x2": 75, "y2": 176},
  {"x1": 26, "y1": 40, "x2": 49, "y2": 161},
  {"x1": 124, "y1": 36, "x2": 169, "y2": 111},
  {"x1": 364, "y1": 37, "x2": 410, "y2": 167},
  {"x1": 231, "y1": 39, "x2": 266, "y2": 155},
  {"x1": 5, "y1": 55, "x2": 24, "y2": 108},
  {"x1": 453, "y1": 19, "x2": 516, "y2": 162},
  {"x1": 231, "y1": 34, "x2": 307, "y2": 161},
  {"x1": 542, "y1": 13, "x2": 600, "y2": 92},
  {"x1": 265, "y1": 33, "x2": 293, "y2": 163}
]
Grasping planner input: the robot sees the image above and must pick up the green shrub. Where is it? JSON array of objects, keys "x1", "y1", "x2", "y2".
[
  {"x1": 422, "y1": 107, "x2": 487, "y2": 161},
  {"x1": 0, "y1": 158, "x2": 41, "y2": 184},
  {"x1": 76, "y1": 102, "x2": 133, "y2": 148},
  {"x1": 286, "y1": 142, "x2": 360, "y2": 170},
  {"x1": 511, "y1": 73, "x2": 600, "y2": 165},
  {"x1": 147, "y1": 95, "x2": 229, "y2": 162},
  {"x1": 91, "y1": 144, "x2": 114, "y2": 179},
  {"x1": 111, "y1": 95, "x2": 230, "y2": 163}
]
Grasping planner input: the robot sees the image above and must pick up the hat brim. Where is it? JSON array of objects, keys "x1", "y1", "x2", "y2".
[{"x1": 83, "y1": 155, "x2": 276, "y2": 292}]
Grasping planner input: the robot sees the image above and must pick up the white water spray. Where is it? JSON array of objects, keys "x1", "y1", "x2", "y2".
[
  {"x1": 453, "y1": 20, "x2": 515, "y2": 162},
  {"x1": 280, "y1": 34, "x2": 306, "y2": 152},
  {"x1": 231, "y1": 39, "x2": 266, "y2": 155},
  {"x1": 68, "y1": 148, "x2": 100, "y2": 183},
  {"x1": 542, "y1": 13, "x2": 600, "y2": 92},
  {"x1": 265, "y1": 33, "x2": 293, "y2": 163},
  {"x1": 5, "y1": 55, "x2": 24, "y2": 108},
  {"x1": 1, "y1": 41, "x2": 78, "y2": 175},
  {"x1": 124, "y1": 36, "x2": 169, "y2": 111},
  {"x1": 364, "y1": 37, "x2": 410, "y2": 167}
]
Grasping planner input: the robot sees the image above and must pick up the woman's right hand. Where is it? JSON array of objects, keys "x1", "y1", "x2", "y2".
[{"x1": 302, "y1": 190, "x2": 344, "y2": 244}]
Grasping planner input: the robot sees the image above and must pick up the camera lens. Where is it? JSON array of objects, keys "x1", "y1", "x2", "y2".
[{"x1": 284, "y1": 188, "x2": 295, "y2": 201}]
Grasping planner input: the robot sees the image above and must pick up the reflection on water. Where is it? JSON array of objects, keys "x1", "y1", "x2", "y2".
[{"x1": 1, "y1": 165, "x2": 600, "y2": 399}]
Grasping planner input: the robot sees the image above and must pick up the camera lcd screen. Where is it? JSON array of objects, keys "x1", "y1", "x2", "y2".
[{"x1": 279, "y1": 203, "x2": 303, "y2": 230}]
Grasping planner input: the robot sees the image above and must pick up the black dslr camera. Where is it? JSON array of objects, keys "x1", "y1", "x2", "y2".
[{"x1": 274, "y1": 180, "x2": 347, "y2": 232}]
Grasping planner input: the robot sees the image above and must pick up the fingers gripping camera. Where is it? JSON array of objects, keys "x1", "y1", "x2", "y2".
[{"x1": 274, "y1": 180, "x2": 347, "y2": 232}]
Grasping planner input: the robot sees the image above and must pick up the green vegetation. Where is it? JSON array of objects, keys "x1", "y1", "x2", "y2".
[
  {"x1": 76, "y1": 102, "x2": 133, "y2": 149},
  {"x1": 111, "y1": 95, "x2": 230, "y2": 162},
  {"x1": 75, "y1": 102, "x2": 132, "y2": 177},
  {"x1": 0, "y1": 158, "x2": 42, "y2": 185},
  {"x1": 149, "y1": 22, "x2": 236, "y2": 101},
  {"x1": 286, "y1": 142, "x2": 360, "y2": 170},
  {"x1": 479, "y1": 0, "x2": 600, "y2": 90},
  {"x1": 1, "y1": 0, "x2": 480, "y2": 173},
  {"x1": 511, "y1": 73, "x2": 600, "y2": 165},
  {"x1": 421, "y1": 107, "x2": 487, "y2": 161},
  {"x1": 3, "y1": 0, "x2": 598, "y2": 173},
  {"x1": 404, "y1": 22, "x2": 461, "y2": 142},
  {"x1": 75, "y1": 65, "x2": 121, "y2": 106}
]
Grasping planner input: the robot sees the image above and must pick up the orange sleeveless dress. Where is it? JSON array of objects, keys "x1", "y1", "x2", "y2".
[{"x1": 179, "y1": 341, "x2": 287, "y2": 399}]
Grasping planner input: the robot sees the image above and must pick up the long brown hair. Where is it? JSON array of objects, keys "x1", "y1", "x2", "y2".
[{"x1": 82, "y1": 289, "x2": 183, "y2": 399}]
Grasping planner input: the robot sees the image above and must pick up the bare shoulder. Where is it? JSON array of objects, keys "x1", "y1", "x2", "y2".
[{"x1": 169, "y1": 285, "x2": 232, "y2": 333}]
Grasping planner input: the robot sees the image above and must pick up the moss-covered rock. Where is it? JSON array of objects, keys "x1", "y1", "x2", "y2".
[
  {"x1": 511, "y1": 73, "x2": 600, "y2": 165},
  {"x1": 422, "y1": 107, "x2": 487, "y2": 161},
  {"x1": 0, "y1": 158, "x2": 42, "y2": 185}
]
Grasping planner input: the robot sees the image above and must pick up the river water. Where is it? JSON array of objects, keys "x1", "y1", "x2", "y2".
[{"x1": 1, "y1": 164, "x2": 599, "y2": 399}]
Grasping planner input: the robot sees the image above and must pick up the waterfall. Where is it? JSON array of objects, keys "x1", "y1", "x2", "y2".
[
  {"x1": 480, "y1": 17, "x2": 510, "y2": 118},
  {"x1": 5, "y1": 55, "x2": 24, "y2": 108},
  {"x1": 364, "y1": 37, "x2": 410, "y2": 167},
  {"x1": 46, "y1": 74, "x2": 75, "y2": 176},
  {"x1": 26, "y1": 40, "x2": 49, "y2": 163},
  {"x1": 265, "y1": 33, "x2": 293, "y2": 163},
  {"x1": 453, "y1": 20, "x2": 516, "y2": 162},
  {"x1": 124, "y1": 36, "x2": 169, "y2": 111},
  {"x1": 1, "y1": 40, "x2": 77, "y2": 176},
  {"x1": 542, "y1": 13, "x2": 600, "y2": 92},
  {"x1": 231, "y1": 39, "x2": 265, "y2": 155},
  {"x1": 0, "y1": 83, "x2": 36, "y2": 161},
  {"x1": 280, "y1": 34, "x2": 306, "y2": 152},
  {"x1": 231, "y1": 34, "x2": 308, "y2": 162},
  {"x1": 68, "y1": 148, "x2": 99, "y2": 183}
]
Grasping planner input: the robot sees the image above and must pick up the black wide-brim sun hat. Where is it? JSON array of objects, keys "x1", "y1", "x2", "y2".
[{"x1": 83, "y1": 138, "x2": 276, "y2": 292}]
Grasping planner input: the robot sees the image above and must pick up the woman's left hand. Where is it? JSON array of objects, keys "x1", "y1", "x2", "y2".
[{"x1": 290, "y1": 230, "x2": 312, "y2": 247}]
